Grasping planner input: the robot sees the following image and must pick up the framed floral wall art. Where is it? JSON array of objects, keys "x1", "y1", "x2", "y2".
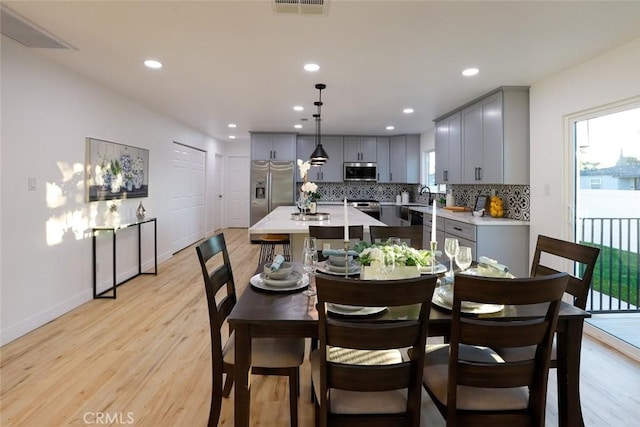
[{"x1": 85, "y1": 137, "x2": 149, "y2": 202}]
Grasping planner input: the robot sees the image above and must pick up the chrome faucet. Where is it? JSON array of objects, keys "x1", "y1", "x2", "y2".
[{"x1": 419, "y1": 185, "x2": 432, "y2": 203}]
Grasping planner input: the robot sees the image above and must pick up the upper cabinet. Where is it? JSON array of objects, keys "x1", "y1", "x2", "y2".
[
  {"x1": 435, "y1": 86, "x2": 529, "y2": 185},
  {"x1": 343, "y1": 136, "x2": 377, "y2": 162},
  {"x1": 434, "y1": 112, "x2": 462, "y2": 184},
  {"x1": 388, "y1": 135, "x2": 420, "y2": 183},
  {"x1": 296, "y1": 135, "x2": 344, "y2": 182},
  {"x1": 376, "y1": 137, "x2": 390, "y2": 183},
  {"x1": 251, "y1": 133, "x2": 297, "y2": 161}
]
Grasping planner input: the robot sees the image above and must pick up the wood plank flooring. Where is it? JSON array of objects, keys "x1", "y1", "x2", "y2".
[{"x1": 1, "y1": 228, "x2": 639, "y2": 426}]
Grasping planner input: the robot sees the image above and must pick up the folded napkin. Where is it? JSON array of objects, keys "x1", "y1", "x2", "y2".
[
  {"x1": 270, "y1": 254, "x2": 285, "y2": 272},
  {"x1": 322, "y1": 249, "x2": 358, "y2": 257},
  {"x1": 478, "y1": 256, "x2": 509, "y2": 273}
]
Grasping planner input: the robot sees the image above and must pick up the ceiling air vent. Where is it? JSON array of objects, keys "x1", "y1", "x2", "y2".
[
  {"x1": 272, "y1": 0, "x2": 327, "y2": 15},
  {"x1": 1, "y1": 5, "x2": 76, "y2": 49}
]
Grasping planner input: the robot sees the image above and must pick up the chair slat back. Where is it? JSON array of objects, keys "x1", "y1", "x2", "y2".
[
  {"x1": 309, "y1": 225, "x2": 365, "y2": 260},
  {"x1": 531, "y1": 235, "x2": 600, "y2": 309},
  {"x1": 196, "y1": 234, "x2": 237, "y2": 352},
  {"x1": 447, "y1": 272, "x2": 569, "y2": 424},
  {"x1": 369, "y1": 225, "x2": 423, "y2": 249},
  {"x1": 315, "y1": 274, "x2": 437, "y2": 425}
]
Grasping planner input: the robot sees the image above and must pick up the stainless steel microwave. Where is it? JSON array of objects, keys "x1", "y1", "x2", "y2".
[{"x1": 344, "y1": 162, "x2": 377, "y2": 182}]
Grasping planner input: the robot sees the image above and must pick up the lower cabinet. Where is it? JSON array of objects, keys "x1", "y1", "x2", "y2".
[{"x1": 423, "y1": 215, "x2": 529, "y2": 277}]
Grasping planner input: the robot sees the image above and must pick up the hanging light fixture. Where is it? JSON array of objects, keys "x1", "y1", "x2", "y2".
[{"x1": 310, "y1": 83, "x2": 329, "y2": 165}]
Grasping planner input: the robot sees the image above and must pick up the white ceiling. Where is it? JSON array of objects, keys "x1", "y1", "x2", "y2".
[{"x1": 4, "y1": 1, "x2": 640, "y2": 144}]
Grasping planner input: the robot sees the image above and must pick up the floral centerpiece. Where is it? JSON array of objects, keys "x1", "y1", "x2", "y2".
[
  {"x1": 297, "y1": 159, "x2": 320, "y2": 212},
  {"x1": 355, "y1": 242, "x2": 434, "y2": 280}
]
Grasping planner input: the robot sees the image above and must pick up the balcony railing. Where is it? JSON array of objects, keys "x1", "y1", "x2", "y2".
[{"x1": 580, "y1": 217, "x2": 639, "y2": 313}]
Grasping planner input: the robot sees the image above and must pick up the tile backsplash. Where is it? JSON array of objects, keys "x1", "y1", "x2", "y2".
[{"x1": 315, "y1": 182, "x2": 530, "y2": 221}]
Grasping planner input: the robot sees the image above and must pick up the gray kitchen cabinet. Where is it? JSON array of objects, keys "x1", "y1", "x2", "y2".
[
  {"x1": 344, "y1": 136, "x2": 377, "y2": 162},
  {"x1": 376, "y1": 137, "x2": 390, "y2": 183},
  {"x1": 423, "y1": 212, "x2": 529, "y2": 277},
  {"x1": 251, "y1": 133, "x2": 296, "y2": 161},
  {"x1": 434, "y1": 112, "x2": 462, "y2": 184},
  {"x1": 434, "y1": 86, "x2": 529, "y2": 185},
  {"x1": 380, "y1": 205, "x2": 401, "y2": 226},
  {"x1": 389, "y1": 135, "x2": 420, "y2": 183},
  {"x1": 461, "y1": 87, "x2": 529, "y2": 184},
  {"x1": 296, "y1": 135, "x2": 343, "y2": 182}
]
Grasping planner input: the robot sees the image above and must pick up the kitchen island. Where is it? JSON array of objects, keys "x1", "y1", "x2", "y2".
[{"x1": 249, "y1": 205, "x2": 385, "y2": 261}]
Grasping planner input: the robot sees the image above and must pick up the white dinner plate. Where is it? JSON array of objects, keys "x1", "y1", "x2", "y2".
[
  {"x1": 317, "y1": 261, "x2": 361, "y2": 276},
  {"x1": 327, "y1": 304, "x2": 387, "y2": 317},
  {"x1": 249, "y1": 272, "x2": 309, "y2": 293},
  {"x1": 432, "y1": 284, "x2": 504, "y2": 314},
  {"x1": 419, "y1": 263, "x2": 447, "y2": 275}
]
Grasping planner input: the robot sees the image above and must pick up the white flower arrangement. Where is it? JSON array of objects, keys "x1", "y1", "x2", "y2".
[
  {"x1": 297, "y1": 158, "x2": 320, "y2": 203},
  {"x1": 297, "y1": 159, "x2": 311, "y2": 179},
  {"x1": 357, "y1": 244, "x2": 433, "y2": 267}
]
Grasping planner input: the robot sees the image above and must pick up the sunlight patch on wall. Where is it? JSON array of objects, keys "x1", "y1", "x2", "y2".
[{"x1": 45, "y1": 161, "x2": 89, "y2": 246}]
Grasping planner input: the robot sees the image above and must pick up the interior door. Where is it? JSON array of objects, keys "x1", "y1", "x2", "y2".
[
  {"x1": 170, "y1": 142, "x2": 205, "y2": 253},
  {"x1": 226, "y1": 155, "x2": 250, "y2": 227}
]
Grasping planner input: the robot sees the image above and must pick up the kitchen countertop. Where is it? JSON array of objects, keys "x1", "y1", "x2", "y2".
[
  {"x1": 409, "y1": 205, "x2": 529, "y2": 226},
  {"x1": 248, "y1": 205, "x2": 386, "y2": 235}
]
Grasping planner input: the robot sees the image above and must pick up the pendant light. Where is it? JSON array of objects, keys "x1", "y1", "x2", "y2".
[{"x1": 310, "y1": 83, "x2": 329, "y2": 165}]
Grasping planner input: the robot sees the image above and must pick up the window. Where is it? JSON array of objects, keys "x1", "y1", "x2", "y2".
[{"x1": 422, "y1": 150, "x2": 446, "y2": 192}]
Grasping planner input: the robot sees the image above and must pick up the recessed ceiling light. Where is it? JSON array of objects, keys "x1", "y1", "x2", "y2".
[
  {"x1": 462, "y1": 67, "x2": 479, "y2": 77},
  {"x1": 293, "y1": 106, "x2": 304, "y2": 111},
  {"x1": 229, "y1": 135, "x2": 236, "y2": 139},
  {"x1": 144, "y1": 59, "x2": 162, "y2": 69},
  {"x1": 228, "y1": 123, "x2": 237, "y2": 128},
  {"x1": 294, "y1": 124, "x2": 302, "y2": 129},
  {"x1": 403, "y1": 108, "x2": 414, "y2": 114},
  {"x1": 386, "y1": 126, "x2": 395, "y2": 131},
  {"x1": 304, "y1": 63, "x2": 320, "y2": 72}
]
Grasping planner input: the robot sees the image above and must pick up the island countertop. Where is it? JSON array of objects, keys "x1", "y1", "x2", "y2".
[{"x1": 249, "y1": 205, "x2": 386, "y2": 235}]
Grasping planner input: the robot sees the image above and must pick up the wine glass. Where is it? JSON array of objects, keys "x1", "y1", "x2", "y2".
[
  {"x1": 387, "y1": 237, "x2": 402, "y2": 246},
  {"x1": 301, "y1": 249, "x2": 317, "y2": 297},
  {"x1": 455, "y1": 246, "x2": 472, "y2": 272},
  {"x1": 379, "y1": 249, "x2": 396, "y2": 279},
  {"x1": 444, "y1": 238, "x2": 459, "y2": 277},
  {"x1": 303, "y1": 237, "x2": 317, "y2": 253}
]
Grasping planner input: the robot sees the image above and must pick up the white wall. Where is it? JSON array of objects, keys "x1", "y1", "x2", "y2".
[
  {"x1": 529, "y1": 38, "x2": 640, "y2": 257},
  {"x1": 0, "y1": 37, "x2": 225, "y2": 345}
]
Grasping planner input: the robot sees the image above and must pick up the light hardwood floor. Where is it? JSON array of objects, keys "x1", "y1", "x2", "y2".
[{"x1": 1, "y1": 228, "x2": 639, "y2": 426}]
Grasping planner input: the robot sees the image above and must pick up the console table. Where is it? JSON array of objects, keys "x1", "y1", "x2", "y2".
[{"x1": 92, "y1": 217, "x2": 157, "y2": 299}]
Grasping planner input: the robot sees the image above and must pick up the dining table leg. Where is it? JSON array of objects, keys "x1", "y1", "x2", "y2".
[
  {"x1": 556, "y1": 318, "x2": 586, "y2": 427},
  {"x1": 234, "y1": 324, "x2": 251, "y2": 427}
]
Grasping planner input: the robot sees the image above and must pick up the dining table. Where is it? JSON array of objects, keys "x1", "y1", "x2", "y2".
[{"x1": 227, "y1": 267, "x2": 591, "y2": 427}]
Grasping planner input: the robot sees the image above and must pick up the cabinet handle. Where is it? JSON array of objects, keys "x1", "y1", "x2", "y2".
[
  {"x1": 273, "y1": 150, "x2": 277, "y2": 159},
  {"x1": 377, "y1": 173, "x2": 380, "y2": 181},
  {"x1": 477, "y1": 167, "x2": 482, "y2": 180},
  {"x1": 443, "y1": 170, "x2": 448, "y2": 182},
  {"x1": 453, "y1": 227, "x2": 462, "y2": 231},
  {"x1": 390, "y1": 173, "x2": 393, "y2": 181}
]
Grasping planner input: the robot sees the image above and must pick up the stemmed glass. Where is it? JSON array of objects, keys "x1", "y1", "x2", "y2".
[
  {"x1": 380, "y1": 249, "x2": 396, "y2": 279},
  {"x1": 444, "y1": 238, "x2": 459, "y2": 277},
  {"x1": 387, "y1": 237, "x2": 401, "y2": 246},
  {"x1": 455, "y1": 246, "x2": 472, "y2": 273},
  {"x1": 302, "y1": 237, "x2": 317, "y2": 297}
]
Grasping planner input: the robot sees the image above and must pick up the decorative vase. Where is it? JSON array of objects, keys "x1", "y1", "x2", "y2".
[
  {"x1": 110, "y1": 174, "x2": 122, "y2": 193},
  {"x1": 136, "y1": 202, "x2": 146, "y2": 220},
  {"x1": 309, "y1": 202, "x2": 317, "y2": 214}
]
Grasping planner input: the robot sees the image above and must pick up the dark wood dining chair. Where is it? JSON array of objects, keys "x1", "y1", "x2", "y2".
[
  {"x1": 421, "y1": 272, "x2": 568, "y2": 427},
  {"x1": 308, "y1": 225, "x2": 365, "y2": 260},
  {"x1": 312, "y1": 274, "x2": 438, "y2": 427},
  {"x1": 196, "y1": 233, "x2": 305, "y2": 427},
  {"x1": 369, "y1": 225, "x2": 422, "y2": 249},
  {"x1": 497, "y1": 235, "x2": 600, "y2": 365}
]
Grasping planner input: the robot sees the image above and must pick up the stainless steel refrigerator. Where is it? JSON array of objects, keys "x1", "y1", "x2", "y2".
[{"x1": 250, "y1": 160, "x2": 295, "y2": 229}]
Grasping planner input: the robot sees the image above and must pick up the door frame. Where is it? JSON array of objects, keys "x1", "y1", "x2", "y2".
[{"x1": 563, "y1": 96, "x2": 640, "y2": 362}]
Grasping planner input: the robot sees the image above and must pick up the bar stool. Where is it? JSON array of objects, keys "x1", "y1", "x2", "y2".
[{"x1": 257, "y1": 234, "x2": 291, "y2": 266}]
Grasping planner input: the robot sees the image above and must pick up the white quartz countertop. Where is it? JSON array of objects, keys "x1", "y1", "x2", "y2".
[
  {"x1": 249, "y1": 205, "x2": 386, "y2": 235},
  {"x1": 409, "y1": 206, "x2": 529, "y2": 226}
]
